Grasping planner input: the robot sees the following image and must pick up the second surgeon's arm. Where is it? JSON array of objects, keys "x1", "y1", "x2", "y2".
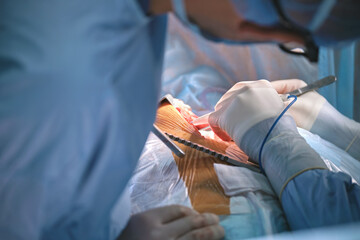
[
  {"x1": 205, "y1": 80, "x2": 360, "y2": 230},
  {"x1": 241, "y1": 116, "x2": 360, "y2": 230},
  {"x1": 148, "y1": 0, "x2": 303, "y2": 43}
]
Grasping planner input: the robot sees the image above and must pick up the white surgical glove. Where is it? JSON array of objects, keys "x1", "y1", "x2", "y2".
[
  {"x1": 118, "y1": 205, "x2": 224, "y2": 240},
  {"x1": 206, "y1": 80, "x2": 284, "y2": 147},
  {"x1": 271, "y1": 79, "x2": 360, "y2": 161},
  {"x1": 202, "y1": 80, "x2": 327, "y2": 198},
  {"x1": 271, "y1": 79, "x2": 326, "y2": 131}
]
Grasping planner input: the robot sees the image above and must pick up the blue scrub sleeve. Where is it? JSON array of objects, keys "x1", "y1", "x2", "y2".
[
  {"x1": 240, "y1": 117, "x2": 360, "y2": 230},
  {"x1": 282, "y1": 169, "x2": 360, "y2": 230}
]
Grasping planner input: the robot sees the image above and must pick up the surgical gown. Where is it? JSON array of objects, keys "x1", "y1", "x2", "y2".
[
  {"x1": 1, "y1": 0, "x2": 360, "y2": 239},
  {"x1": 245, "y1": 117, "x2": 360, "y2": 232},
  {"x1": 0, "y1": 0, "x2": 166, "y2": 239}
]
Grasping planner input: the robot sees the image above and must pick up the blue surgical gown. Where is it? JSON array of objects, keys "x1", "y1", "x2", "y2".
[
  {"x1": 282, "y1": 170, "x2": 360, "y2": 230},
  {"x1": 0, "y1": 0, "x2": 167, "y2": 239},
  {"x1": 245, "y1": 117, "x2": 360, "y2": 233}
]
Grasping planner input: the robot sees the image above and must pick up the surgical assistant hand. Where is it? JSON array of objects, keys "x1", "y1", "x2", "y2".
[
  {"x1": 117, "y1": 205, "x2": 225, "y2": 240},
  {"x1": 205, "y1": 80, "x2": 284, "y2": 146},
  {"x1": 271, "y1": 79, "x2": 326, "y2": 130},
  {"x1": 208, "y1": 80, "x2": 360, "y2": 230},
  {"x1": 197, "y1": 80, "x2": 327, "y2": 198},
  {"x1": 271, "y1": 79, "x2": 360, "y2": 161}
]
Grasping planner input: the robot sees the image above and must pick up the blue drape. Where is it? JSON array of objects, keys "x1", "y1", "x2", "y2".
[{"x1": 318, "y1": 41, "x2": 360, "y2": 121}]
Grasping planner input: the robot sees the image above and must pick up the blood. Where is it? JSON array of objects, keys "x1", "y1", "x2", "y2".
[{"x1": 175, "y1": 107, "x2": 198, "y2": 124}]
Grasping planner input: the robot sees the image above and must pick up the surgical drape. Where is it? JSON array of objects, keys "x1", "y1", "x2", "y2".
[{"x1": 318, "y1": 41, "x2": 360, "y2": 121}]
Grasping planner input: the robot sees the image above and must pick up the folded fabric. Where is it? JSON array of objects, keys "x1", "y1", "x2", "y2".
[{"x1": 214, "y1": 164, "x2": 275, "y2": 197}]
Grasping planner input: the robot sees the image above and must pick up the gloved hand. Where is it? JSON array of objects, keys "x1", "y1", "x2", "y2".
[
  {"x1": 270, "y1": 79, "x2": 326, "y2": 131},
  {"x1": 205, "y1": 80, "x2": 285, "y2": 147},
  {"x1": 271, "y1": 79, "x2": 360, "y2": 161},
  {"x1": 194, "y1": 80, "x2": 327, "y2": 198},
  {"x1": 117, "y1": 205, "x2": 224, "y2": 240}
]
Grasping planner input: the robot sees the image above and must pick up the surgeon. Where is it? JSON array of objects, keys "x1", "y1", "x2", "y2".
[
  {"x1": 0, "y1": 1, "x2": 360, "y2": 240},
  {"x1": 0, "y1": 0, "x2": 288, "y2": 239},
  {"x1": 191, "y1": 0, "x2": 360, "y2": 231},
  {"x1": 198, "y1": 79, "x2": 360, "y2": 230},
  {"x1": 0, "y1": 1, "x2": 243, "y2": 239}
]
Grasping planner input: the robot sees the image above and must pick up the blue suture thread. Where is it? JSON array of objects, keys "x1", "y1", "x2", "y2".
[{"x1": 258, "y1": 95, "x2": 298, "y2": 174}]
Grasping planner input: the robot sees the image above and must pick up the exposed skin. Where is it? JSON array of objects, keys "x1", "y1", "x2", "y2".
[{"x1": 149, "y1": 0, "x2": 304, "y2": 44}]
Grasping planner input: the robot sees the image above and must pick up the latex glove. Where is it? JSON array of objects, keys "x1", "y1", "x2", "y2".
[
  {"x1": 117, "y1": 205, "x2": 224, "y2": 240},
  {"x1": 271, "y1": 79, "x2": 360, "y2": 161},
  {"x1": 270, "y1": 79, "x2": 326, "y2": 131},
  {"x1": 194, "y1": 80, "x2": 327, "y2": 198},
  {"x1": 204, "y1": 80, "x2": 284, "y2": 147}
]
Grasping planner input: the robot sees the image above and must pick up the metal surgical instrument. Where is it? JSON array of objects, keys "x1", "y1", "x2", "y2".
[
  {"x1": 281, "y1": 75, "x2": 337, "y2": 101},
  {"x1": 152, "y1": 124, "x2": 185, "y2": 158}
]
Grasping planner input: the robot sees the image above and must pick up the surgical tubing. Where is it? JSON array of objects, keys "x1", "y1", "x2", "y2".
[{"x1": 258, "y1": 95, "x2": 298, "y2": 174}]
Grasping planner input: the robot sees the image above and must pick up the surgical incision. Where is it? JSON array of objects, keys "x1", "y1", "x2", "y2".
[{"x1": 154, "y1": 97, "x2": 253, "y2": 215}]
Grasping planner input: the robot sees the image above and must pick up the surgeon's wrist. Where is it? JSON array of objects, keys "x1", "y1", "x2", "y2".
[
  {"x1": 239, "y1": 115, "x2": 298, "y2": 162},
  {"x1": 262, "y1": 131, "x2": 327, "y2": 198}
]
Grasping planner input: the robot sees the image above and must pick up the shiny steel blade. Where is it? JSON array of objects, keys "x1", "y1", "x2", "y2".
[
  {"x1": 152, "y1": 125, "x2": 185, "y2": 158},
  {"x1": 165, "y1": 132, "x2": 260, "y2": 173},
  {"x1": 288, "y1": 75, "x2": 336, "y2": 96}
]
